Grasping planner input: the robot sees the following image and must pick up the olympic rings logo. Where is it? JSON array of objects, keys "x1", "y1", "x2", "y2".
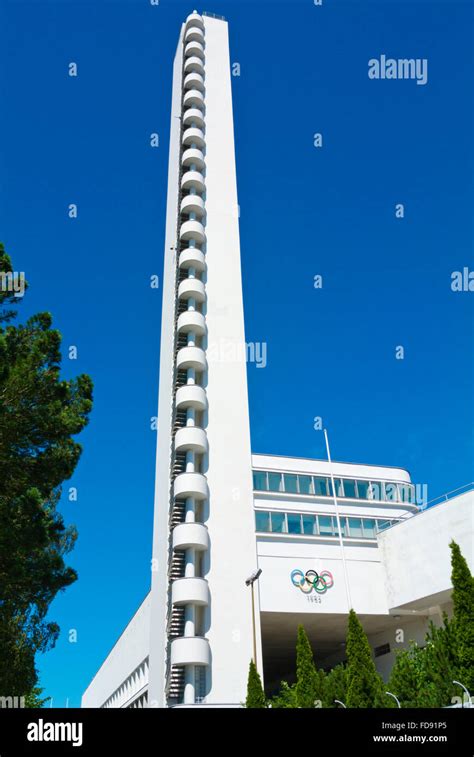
[{"x1": 291, "y1": 569, "x2": 334, "y2": 595}]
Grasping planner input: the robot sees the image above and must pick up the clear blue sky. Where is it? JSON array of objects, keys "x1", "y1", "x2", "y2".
[{"x1": 1, "y1": 0, "x2": 473, "y2": 707}]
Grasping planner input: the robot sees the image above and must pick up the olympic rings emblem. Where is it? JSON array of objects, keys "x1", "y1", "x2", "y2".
[{"x1": 290, "y1": 569, "x2": 334, "y2": 595}]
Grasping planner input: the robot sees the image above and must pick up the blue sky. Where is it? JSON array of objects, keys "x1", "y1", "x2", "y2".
[{"x1": 1, "y1": 0, "x2": 473, "y2": 707}]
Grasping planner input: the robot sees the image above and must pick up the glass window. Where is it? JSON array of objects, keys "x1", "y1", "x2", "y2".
[
  {"x1": 399, "y1": 484, "x2": 415, "y2": 504},
  {"x1": 268, "y1": 472, "x2": 283, "y2": 493},
  {"x1": 348, "y1": 518, "x2": 363, "y2": 537},
  {"x1": 271, "y1": 512, "x2": 287, "y2": 533},
  {"x1": 334, "y1": 517, "x2": 347, "y2": 536},
  {"x1": 287, "y1": 513, "x2": 302, "y2": 534},
  {"x1": 253, "y1": 471, "x2": 267, "y2": 491},
  {"x1": 384, "y1": 482, "x2": 399, "y2": 502},
  {"x1": 377, "y1": 519, "x2": 392, "y2": 532},
  {"x1": 343, "y1": 479, "x2": 357, "y2": 498},
  {"x1": 283, "y1": 474, "x2": 298, "y2": 494},
  {"x1": 302, "y1": 514, "x2": 317, "y2": 535},
  {"x1": 314, "y1": 477, "x2": 328, "y2": 496},
  {"x1": 255, "y1": 511, "x2": 270, "y2": 532},
  {"x1": 362, "y1": 519, "x2": 376, "y2": 538},
  {"x1": 368, "y1": 482, "x2": 381, "y2": 501},
  {"x1": 334, "y1": 478, "x2": 344, "y2": 497},
  {"x1": 357, "y1": 480, "x2": 370, "y2": 499},
  {"x1": 318, "y1": 516, "x2": 334, "y2": 536},
  {"x1": 298, "y1": 475, "x2": 313, "y2": 495}
]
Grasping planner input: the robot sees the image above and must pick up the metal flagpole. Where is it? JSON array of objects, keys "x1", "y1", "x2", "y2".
[{"x1": 324, "y1": 429, "x2": 352, "y2": 611}]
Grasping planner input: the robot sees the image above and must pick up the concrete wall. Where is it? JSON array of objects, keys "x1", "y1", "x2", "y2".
[
  {"x1": 147, "y1": 26, "x2": 185, "y2": 709},
  {"x1": 201, "y1": 15, "x2": 262, "y2": 703},
  {"x1": 378, "y1": 490, "x2": 474, "y2": 611}
]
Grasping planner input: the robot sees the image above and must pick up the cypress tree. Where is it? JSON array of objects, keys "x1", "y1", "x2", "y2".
[
  {"x1": 295, "y1": 625, "x2": 324, "y2": 707},
  {"x1": 346, "y1": 610, "x2": 384, "y2": 707},
  {"x1": 245, "y1": 660, "x2": 266, "y2": 708},
  {"x1": 450, "y1": 540, "x2": 474, "y2": 693}
]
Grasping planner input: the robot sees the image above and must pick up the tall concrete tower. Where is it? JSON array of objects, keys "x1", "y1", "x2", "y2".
[{"x1": 148, "y1": 11, "x2": 262, "y2": 707}]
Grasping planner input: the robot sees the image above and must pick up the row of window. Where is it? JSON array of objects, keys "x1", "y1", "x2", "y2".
[
  {"x1": 252, "y1": 470, "x2": 415, "y2": 504},
  {"x1": 254, "y1": 510, "x2": 400, "y2": 538}
]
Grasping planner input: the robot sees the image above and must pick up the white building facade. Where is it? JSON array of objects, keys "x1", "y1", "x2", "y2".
[{"x1": 82, "y1": 12, "x2": 473, "y2": 709}]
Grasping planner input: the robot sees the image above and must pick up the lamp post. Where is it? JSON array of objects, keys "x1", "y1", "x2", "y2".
[
  {"x1": 453, "y1": 680, "x2": 471, "y2": 708},
  {"x1": 385, "y1": 691, "x2": 401, "y2": 708},
  {"x1": 245, "y1": 569, "x2": 262, "y2": 664}
]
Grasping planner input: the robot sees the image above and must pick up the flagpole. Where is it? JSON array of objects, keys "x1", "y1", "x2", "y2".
[{"x1": 324, "y1": 428, "x2": 352, "y2": 610}]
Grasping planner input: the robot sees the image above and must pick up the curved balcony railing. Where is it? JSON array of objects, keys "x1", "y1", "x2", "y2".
[
  {"x1": 178, "y1": 248, "x2": 206, "y2": 272},
  {"x1": 172, "y1": 522, "x2": 209, "y2": 552},
  {"x1": 175, "y1": 385, "x2": 208, "y2": 412},
  {"x1": 174, "y1": 426, "x2": 209, "y2": 455},
  {"x1": 177, "y1": 310, "x2": 206, "y2": 336},
  {"x1": 176, "y1": 346, "x2": 207, "y2": 373},
  {"x1": 182, "y1": 126, "x2": 205, "y2": 149},
  {"x1": 170, "y1": 637, "x2": 210, "y2": 667}
]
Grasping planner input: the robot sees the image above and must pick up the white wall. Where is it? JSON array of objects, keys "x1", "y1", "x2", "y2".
[
  {"x1": 147, "y1": 27, "x2": 185, "y2": 709},
  {"x1": 378, "y1": 491, "x2": 473, "y2": 610},
  {"x1": 82, "y1": 594, "x2": 150, "y2": 708},
  {"x1": 201, "y1": 15, "x2": 262, "y2": 704}
]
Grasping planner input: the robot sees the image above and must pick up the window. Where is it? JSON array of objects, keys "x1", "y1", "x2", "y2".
[
  {"x1": 348, "y1": 518, "x2": 363, "y2": 538},
  {"x1": 343, "y1": 479, "x2": 357, "y2": 498},
  {"x1": 399, "y1": 483, "x2": 415, "y2": 504},
  {"x1": 253, "y1": 471, "x2": 267, "y2": 491},
  {"x1": 384, "y1": 482, "x2": 399, "y2": 502},
  {"x1": 334, "y1": 478, "x2": 344, "y2": 497},
  {"x1": 318, "y1": 516, "x2": 334, "y2": 536},
  {"x1": 195, "y1": 666, "x2": 207, "y2": 702},
  {"x1": 314, "y1": 477, "x2": 328, "y2": 496},
  {"x1": 283, "y1": 474, "x2": 298, "y2": 494},
  {"x1": 362, "y1": 519, "x2": 376, "y2": 538},
  {"x1": 377, "y1": 519, "x2": 392, "y2": 532},
  {"x1": 271, "y1": 512, "x2": 287, "y2": 533},
  {"x1": 357, "y1": 480, "x2": 370, "y2": 499},
  {"x1": 255, "y1": 511, "x2": 270, "y2": 532},
  {"x1": 302, "y1": 514, "x2": 317, "y2": 535},
  {"x1": 287, "y1": 513, "x2": 302, "y2": 534},
  {"x1": 368, "y1": 482, "x2": 381, "y2": 501},
  {"x1": 298, "y1": 475, "x2": 314, "y2": 495},
  {"x1": 374, "y1": 643, "x2": 391, "y2": 658},
  {"x1": 268, "y1": 472, "x2": 283, "y2": 493}
]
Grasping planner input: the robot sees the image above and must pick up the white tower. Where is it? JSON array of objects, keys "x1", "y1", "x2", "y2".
[{"x1": 148, "y1": 11, "x2": 261, "y2": 708}]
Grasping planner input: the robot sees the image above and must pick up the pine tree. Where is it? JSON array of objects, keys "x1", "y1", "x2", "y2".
[
  {"x1": 245, "y1": 660, "x2": 266, "y2": 708},
  {"x1": 450, "y1": 540, "x2": 474, "y2": 693},
  {"x1": 0, "y1": 243, "x2": 93, "y2": 696},
  {"x1": 346, "y1": 610, "x2": 384, "y2": 708},
  {"x1": 269, "y1": 681, "x2": 298, "y2": 708},
  {"x1": 323, "y1": 663, "x2": 348, "y2": 708},
  {"x1": 295, "y1": 625, "x2": 325, "y2": 707}
]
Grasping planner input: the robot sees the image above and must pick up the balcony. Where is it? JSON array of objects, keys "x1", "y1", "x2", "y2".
[
  {"x1": 178, "y1": 277, "x2": 206, "y2": 303},
  {"x1": 175, "y1": 385, "x2": 208, "y2": 412},
  {"x1": 181, "y1": 170, "x2": 205, "y2": 193},
  {"x1": 172, "y1": 522, "x2": 209, "y2": 552},
  {"x1": 184, "y1": 12, "x2": 204, "y2": 32},
  {"x1": 184, "y1": 26, "x2": 205, "y2": 46},
  {"x1": 170, "y1": 636, "x2": 210, "y2": 667},
  {"x1": 174, "y1": 472, "x2": 209, "y2": 501},
  {"x1": 184, "y1": 41, "x2": 205, "y2": 61},
  {"x1": 183, "y1": 89, "x2": 205, "y2": 111},
  {"x1": 182, "y1": 126, "x2": 205, "y2": 149},
  {"x1": 183, "y1": 71, "x2": 205, "y2": 92},
  {"x1": 176, "y1": 346, "x2": 207, "y2": 372},
  {"x1": 182, "y1": 147, "x2": 205, "y2": 172},
  {"x1": 184, "y1": 56, "x2": 205, "y2": 77},
  {"x1": 174, "y1": 426, "x2": 208, "y2": 455},
  {"x1": 178, "y1": 248, "x2": 206, "y2": 272},
  {"x1": 177, "y1": 310, "x2": 206, "y2": 337},
  {"x1": 179, "y1": 220, "x2": 205, "y2": 246},
  {"x1": 182, "y1": 108, "x2": 205, "y2": 130},
  {"x1": 172, "y1": 577, "x2": 210, "y2": 607},
  {"x1": 180, "y1": 193, "x2": 205, "y2": 219}
]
